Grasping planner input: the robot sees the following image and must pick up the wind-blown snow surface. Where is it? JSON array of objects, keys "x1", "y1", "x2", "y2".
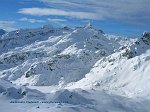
[{"x1": 0, "y1": 25, "x2": 150, "y2": 112}]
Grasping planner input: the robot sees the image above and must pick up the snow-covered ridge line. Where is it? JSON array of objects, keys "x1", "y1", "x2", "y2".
[
  {"x1": 69, "y1": 31, "x2": 150, "y2": 98},
  {"x1": 0, "y1": 24, "x2": 150, "y2": 112},
  {"x1": 0, "y1": 24, "x2": 131, "y2": 86},
  {"x1": 0, "y1": 25, "x2": 72, "y2": 54}
]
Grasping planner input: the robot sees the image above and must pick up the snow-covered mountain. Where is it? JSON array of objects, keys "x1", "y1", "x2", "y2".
[
  {"x1": 0, "y1": 29, "x2": 6, "y2": 37},
  {"x1": 69, "y1": 32, "x2": 150, "y2": 97},
  {"x1": 0, "y1": 24, "x2": 150, "y2": 112},
  {"x1": 0, "y1": 24, "x2": 130, "y2": 86}
]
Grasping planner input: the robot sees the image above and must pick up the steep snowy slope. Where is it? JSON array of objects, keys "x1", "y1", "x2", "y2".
[
  {"x1": 0, "y1": 25, "x2": 71, "y2": 54},
  {"x1": 69, "y1": 32, "x2": 150, "y2": 98},
  {"x1": 0, "y1": 24, "x2": 130, "y2": 86}
]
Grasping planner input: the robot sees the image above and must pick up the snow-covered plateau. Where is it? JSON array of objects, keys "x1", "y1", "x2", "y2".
[{"x1": 0, "y1": 24, "x2": 150, "y2": 112}]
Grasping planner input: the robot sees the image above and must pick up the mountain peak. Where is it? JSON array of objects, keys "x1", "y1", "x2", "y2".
[
  {"x1": 84, "y1": 23, "x2": 93, "y2": 29},
  {"x1": 0, "y1": 29, "x2": 6, "y2": 36},
  {"x1": 142, "y1": 32, "x2": 150, "y2": 39},
  {"x1": 41, "y1": 24, "x2": 54, "y2": 29},
  {"x1": 141, "y1": 32, "x2": 150, "y2": 45}
]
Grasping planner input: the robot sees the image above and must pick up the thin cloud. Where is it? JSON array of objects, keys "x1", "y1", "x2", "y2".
[
  {"x1": 18, "y1": 8, "x2": 100, "y2": 20},
  {"x1": 47, "y1": 18, "x2": 67, "y2": 22},
  {"x1": 17, "y1": 0, "x2": 150, "y2": 28},
  {"x1": 19, "y1": 17, "x2": 46, "y2": 23},
  {"x1": 0, "y1": 21, "x2": 15, "y2": 26},
  {"x1": 126, "y1": 21, "x2": 147, "y2": 27},
  {"x1": 37, "y1": 0, "x2": 150, "y2": 21},
  {"x1": 0, "y1": 27, "x2": 17, "y2": 32},
  {"x1": 47, "y1": 18, "x2": 67, "y2": 27},
  {"x1": 0, "y1": 20, "x2": 17, "y2": 31}
]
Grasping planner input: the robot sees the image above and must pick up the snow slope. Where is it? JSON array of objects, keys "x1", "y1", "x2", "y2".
[
  {"x1": 0, "y1": 24, "x2": 150, "y2": 112},
  {"x1": 0, "y1": 24, "x2": 130, "y2": 86},
  {"x1": 0, "y1": 79, "x2": 149, "y2": 112},
  {"x1": 69, "y1": 32, "x2": 150, "y2": 98}
]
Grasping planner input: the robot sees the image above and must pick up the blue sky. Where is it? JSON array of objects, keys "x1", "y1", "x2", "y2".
[{"x1": 0, "y1": 0, "x2": 150, "y2": 37}]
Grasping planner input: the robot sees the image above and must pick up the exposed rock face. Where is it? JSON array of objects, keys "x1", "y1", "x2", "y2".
[
  {"x1": 143, "y1": 32, "x2": 150, "y2": 39},
  {"x1": 142, "y1": 32, "x2": 150, "y2": 45}
]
